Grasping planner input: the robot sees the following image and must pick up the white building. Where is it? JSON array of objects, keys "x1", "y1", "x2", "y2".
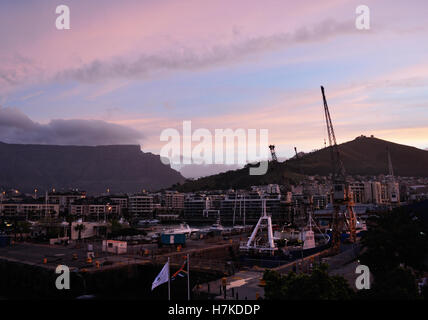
[
  {"x1": 70, "y1": 221, "x2": 107, "y2": 240},
  {"x1": 364, "y1": 181, "x2": 382, "y2": 204}
]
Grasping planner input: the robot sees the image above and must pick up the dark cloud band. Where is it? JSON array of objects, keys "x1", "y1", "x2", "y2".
[{"x1": 0, "y1": 106, "x2": 143, "y2": 146}]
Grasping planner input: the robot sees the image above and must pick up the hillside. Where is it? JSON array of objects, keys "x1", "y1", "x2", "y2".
[
  {"x1": 0, "y1": 142, "x2": 184, "y2": 194},
  {"x1": 175, "y1": 136, "x2": 428, "y2": 192},
  {"x1": 175, "y1": 162, "x2": 303, "y2": 192},
  {"x1": 288, "y1": 136, "x2": 428, "y2": 177}
]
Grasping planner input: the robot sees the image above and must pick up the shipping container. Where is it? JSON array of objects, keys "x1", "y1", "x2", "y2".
[{"x1": 161, "y1": 233, "x2": 186, "y2": 245}]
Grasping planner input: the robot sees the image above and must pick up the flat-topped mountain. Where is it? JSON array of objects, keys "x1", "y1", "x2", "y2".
[{"x1": 0, "y1": 142, "x2": 184, "y2": 194}]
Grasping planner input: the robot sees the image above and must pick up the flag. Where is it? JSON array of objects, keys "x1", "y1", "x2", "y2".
[
  {"x1": 151, "y1": 261, "x2": 169, "y2": 291},
  {"x1": 171, "y1": 257, "x2": 188, "y2": 281}
]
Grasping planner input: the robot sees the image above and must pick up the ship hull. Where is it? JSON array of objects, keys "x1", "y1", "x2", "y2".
[{"x1": 238, "y1": 240, "x2": 331, "y2": 268}]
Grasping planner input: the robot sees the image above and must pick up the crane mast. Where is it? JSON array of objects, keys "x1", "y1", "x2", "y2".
[
  {"x1": 387, "y1": 147, "x2": 399, "y2": 204},
  {"x1": 269, "y1": 145, "x2": 278, "y2": 162},
  {"x1": 320, "y1": 86, "x2": 357, "y2": 253},
  {"x1": 387, "y1": 147, "x2": 395, "y2": 182}
]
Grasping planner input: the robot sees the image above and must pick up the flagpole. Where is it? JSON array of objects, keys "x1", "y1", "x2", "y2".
[
  {"x1": 187, "y1": 254, "x2": 190, "y2": 300},
  {"x1": 168, "y1": 257, "x2": 171, "y2": 301}
]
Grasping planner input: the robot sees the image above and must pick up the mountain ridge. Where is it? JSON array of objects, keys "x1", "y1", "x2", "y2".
[
  {"x1": 175, "y1": 136, "x2": 428, "y2": 192},
  {"x1": 0, "y1": 142, "x2": 185, "y2": 194}
]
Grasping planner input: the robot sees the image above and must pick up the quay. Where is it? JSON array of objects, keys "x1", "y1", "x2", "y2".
[{"x1": 195, "y1": 243, "x2": 362, "y2": 300}]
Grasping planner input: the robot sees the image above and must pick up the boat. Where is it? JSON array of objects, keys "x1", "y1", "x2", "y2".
[
  {"x1": 209, "y1": 217, "x2": 224, "y2": 233},
  {"x1": 239, "y1": 201, "x2": 331, "y2": 267},
  {"x1": 163, "y1": 223, "x2": 199, "y2": 237},
  {"x1": 239, "y1": 199, "x2": 277, "y2": 255},
  {"x1": 137, "y1": 219, "x2": 160, "y2": 227}
]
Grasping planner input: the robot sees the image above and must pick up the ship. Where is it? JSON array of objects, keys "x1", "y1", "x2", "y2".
[
  {"x1": 239, "y1": 199, "x2": 331, "y2": 267},
  {"x1": 162, "y1": 223, "x2": 199, "y2": 237},
  {"x1": 208, "y1": 214, "x2": 225, "y2": 232}
]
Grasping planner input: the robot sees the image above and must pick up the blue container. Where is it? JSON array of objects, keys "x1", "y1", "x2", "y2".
[{"x1": 161, "y1": 233, "x2": 186, "y2": 245}]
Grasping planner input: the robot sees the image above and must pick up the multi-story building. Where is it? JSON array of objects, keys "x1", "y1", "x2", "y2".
[
  {"x1": 386, "y1": 181, "x2": 400, "y2": 204},
  {"x1": 350, "y1": 182, "x2": 366, "y2": 203},
  {"x1": 312, "y1": 194, "x2": 328, "y2": 209},
  {"x1": 48, "y1": 191, "x2": 86, "y2": 212},
  {"x1": 364, "y1": 181, "x2": 382, "y2": 204},
  {"x1": 164, "y1": 191, "x2": 185, "y2": 209},
  {"x1": 0, "y1": 201, "x2": 60, "y2": 217},
  {"x1": 109, "y1": 195, "x2": 128, "y2": 210},
  {"x1": 70, "y1": 198, "x2": 120, "y2": 219},
  {"x1": 217, "y1": 192, "x2": 282, "y2": 223},
  {"x1": 184, "y1": 194, "x2": 209, "y2": 219},
  {"x1": 128, "y1": 194, "x2": 154, "y2": 216},
  {"x1": 251, "y1": 184, "x2": 281, "y2": 194}
]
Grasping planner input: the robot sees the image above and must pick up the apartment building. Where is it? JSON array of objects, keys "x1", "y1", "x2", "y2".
[
  {"x1": 0, "y1": 201, "x2": 60, "y2": 217},
  {"x1": 109, "y1": 195, "x2": 128, "y2": 210},
  {"x1": 184, "y1": 194, "x2": 209, "y2": 219},
  {"x1": 70, "y1": 199, "x2": 120, "y2": 218},
  {"x1": 364, "y1": 181, "x2": 383, "y2": 204},
  {"x1": 350, "y1": 182, "x2": 366, "y2": 203},
  {"x1": 164, "y1": 191, "x2": 185, "y2": 209},
  {"x1": 128, "y1": 194, "x2": 154, "y2": 216},
  {"x1": 48, "y1": 191, "x2": 86, "y2": 212}
]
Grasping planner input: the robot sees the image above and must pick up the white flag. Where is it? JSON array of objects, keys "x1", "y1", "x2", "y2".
[{"x1": 151, "y1": 261, "x2": 169, "y2": 291}]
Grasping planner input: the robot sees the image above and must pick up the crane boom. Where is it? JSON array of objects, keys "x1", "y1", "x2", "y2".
[
  {"x1": 320, "y1": 86, "x2": 356, "y2": 253},
  {"x1": 321, "y1": 86, "x2": 346, "y2": 182},
  {"x1": 269, "y1": 145, "x2": 278, "y2": 162}
]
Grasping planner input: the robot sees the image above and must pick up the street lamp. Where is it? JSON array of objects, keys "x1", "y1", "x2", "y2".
[{"x1": 105, "y1": 203, "x2": 112, "y2": 222}]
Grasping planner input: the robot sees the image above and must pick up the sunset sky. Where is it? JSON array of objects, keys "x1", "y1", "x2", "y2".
[{"x1": 1, "y1": 0, "x2": 427, "y2": 176}]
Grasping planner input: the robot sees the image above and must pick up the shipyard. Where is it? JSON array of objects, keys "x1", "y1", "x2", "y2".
[
  {"x1": 1, "y1": 1, "x2": 428, "y2": 313},
  {"x1": 1, "y1": 87, "x2": 427, "y2": 301}
]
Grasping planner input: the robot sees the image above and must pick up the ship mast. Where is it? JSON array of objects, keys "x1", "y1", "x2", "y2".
[{"x1": 241, "y1": 199, "x2": 277, "y2": 254}]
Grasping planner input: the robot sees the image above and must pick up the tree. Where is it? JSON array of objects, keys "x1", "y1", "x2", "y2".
[
  {"x1": 66, "y1": 215, "x2": 75, "y2": 241},
  {"x1": 359, "y1": 204, "x2": 428, "y2": 299},
  {"x1": 74, "y1": 224, "x2": 85, "y2": 241},
  {"x1": 360, "y1": 207, "x2": 428, "y2": 276},
  {"x1": 355, "y1": 266, "x2": 421, "y2": 300},
  {"x1": 110, "y1": 219, "x2": 122, "y2": 236},
  {"x1": 263, "y1": 264, "x2": 354, "y2": 300}
]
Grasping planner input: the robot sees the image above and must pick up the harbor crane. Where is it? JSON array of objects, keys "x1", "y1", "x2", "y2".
[
  {"x1": 269, "y1": 145, "x2": 278, "y2": 162},
  {"x1": 321, "y1": 86, "x2": 357, "y2": 253},
  {"x1": 294, "y1": 147, "x2": 299, "y2": 159},
  {"x1": 294, "y1": 146, "x2": 304, "y2": 176},
  {"x1": 387, "y1": 147, "x2": 399, "y2": 204}
]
